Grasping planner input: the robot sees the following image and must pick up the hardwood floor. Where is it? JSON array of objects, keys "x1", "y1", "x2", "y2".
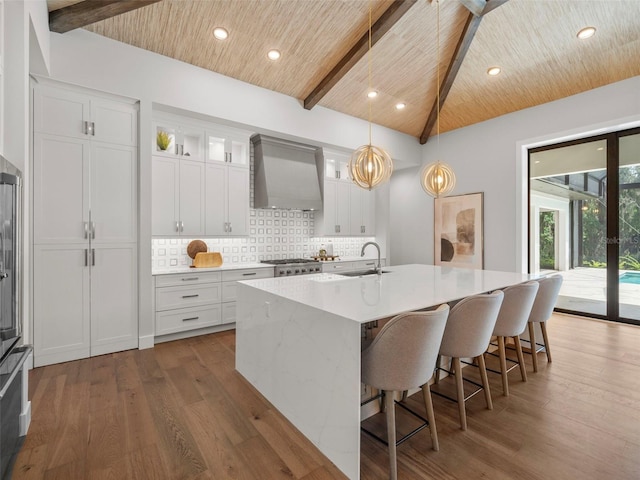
[{"x1": 13, "y1": 313, "x2": 640, "y2": 479}]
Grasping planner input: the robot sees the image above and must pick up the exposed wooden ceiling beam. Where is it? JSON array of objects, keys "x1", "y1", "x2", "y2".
[
  {"x1": 481, "y1": 0, "x2": 510, "y2": 16},
  {"x1": 49, "y1": 0, "x2": 162, "y2": 34},
  {"x1": 419, "y1": 0, "x2": 509, "y2": 144},
  {"x1": 459, "y1": 0, "x2": 486, "y2": 17},
  {"x1": 303, "y1": 0, "x2": 417, "y2": 111}
]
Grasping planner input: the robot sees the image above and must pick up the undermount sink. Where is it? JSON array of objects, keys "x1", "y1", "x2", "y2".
[{"x1": 336, "y1": 269, "x2": 389, "y2": 277}]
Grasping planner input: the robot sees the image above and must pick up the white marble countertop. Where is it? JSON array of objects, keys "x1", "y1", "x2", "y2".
[
  {"x1": 152, "y1": 262, "x2": 274, "y2": 275},
  {"x1": 239, "y1": 263, "x2": 538, "y2": 324}
]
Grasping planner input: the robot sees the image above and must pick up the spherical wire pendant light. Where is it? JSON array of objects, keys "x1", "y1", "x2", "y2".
[
  {"x1": 421, "y1": 0, "x2": 456, "y2": 198},
  {"x1": 349, "y1": 1, "x2": 393, "y2": 191}
]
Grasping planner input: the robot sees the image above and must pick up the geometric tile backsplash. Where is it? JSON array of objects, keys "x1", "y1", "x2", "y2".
[
  {"x1": 152, "y1": 209, "x2": 374, "y2": 268},
  {"x1": 152, "y1": 141, "x2": 374, "y2": 269}
]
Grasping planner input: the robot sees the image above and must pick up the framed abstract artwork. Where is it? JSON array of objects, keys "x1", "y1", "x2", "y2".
[{"x1": 434, "y1": 192, "x2": 484, "y2": 269}]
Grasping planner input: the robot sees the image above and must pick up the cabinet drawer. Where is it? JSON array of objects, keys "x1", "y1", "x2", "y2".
[
  {"x1": 156, "y1": 305, "x2": 222, "y2": 335},
  {"x1": 156, "y1": 284, "x2": 221, "y2": 311},
  {"x1": 221, "y1": 268, "x2": 273, "y2": 282},
  {"x1": 322, "y1": 262, "x2": 358, "y2": 273},
  {"x1": 222, "y1": 282, "x2": 238, "y2": 303},
  {"x1": 222, "y1": 302, "x2": 236, "y2": 324},
  {"x1": 155, "y1": 271, "x2": 221, "y2": 287}
]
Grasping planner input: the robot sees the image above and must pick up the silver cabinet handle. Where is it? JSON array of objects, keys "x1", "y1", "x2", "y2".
[
  {"x1": 228, "y1": 222, "x2": 232, "y2": 232},
  {"x1": 182, "y1": 294, "x2": 199, "y2": 298},
  {"x1": 229, "y1": 152, "x2": 232, "y2": 163},
  {"x1": 91, "y1": 221, "x2": 96, "y2": 239},
  {"x1": 175, "y1": 221, "x2": 180, "y2": 232},
  {"x1": 242, "y1": 272, "x2": 257, "y2": 276},
  {"x1": 84, "y1": 121, "x2": 95, "y2": 136},
  {"x1": 84, "y1": 222, "x2": 89, "y2": 239},
  {"x1": 91, "y1": 248, "x2": 95, "y2": 266},
  {"x1": 224, "y1": 222, "x2": 228, "y2": 232},
  {"x1": 84, "y1": 249, "x2": 88, "y2": 266},
  {"x1": 181, "y1": 277, "x2": 199, "y2": 281},
  {"x1": 182, "y1": 316, "x2": 199, "y2": 322},
  {"x1": 180, "y1": 221, "x2": 184, "y2": 232}
]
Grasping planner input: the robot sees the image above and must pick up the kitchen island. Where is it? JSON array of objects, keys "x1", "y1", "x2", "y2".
[{"x1": 235, "y1": 264, "x2": 536, "y2": 479}]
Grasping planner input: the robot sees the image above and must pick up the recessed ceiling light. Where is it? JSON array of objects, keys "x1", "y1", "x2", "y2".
[
  {"x1": 577, "y1": 26, "x2": 596, "y2": 39},
  {"x1": 213, "y1": 27, "x2": 228, "y2": 40},
  {"x1": 367, "y1": 90, "x2": 378, "y2": 99},
  {"x1": 487, "y1": 66, "x2": 501, "y2": 76},
  {"x1": 576, "y1": 27, "x2": 596, "y2": 40},
  {"x1": 267, "y1": 49, "x2": 281, "y2": 61},
  {"x1": 395, "y1": 103, "x2": 406, "y2": 110},
  {"x1": 597, "y1": 147, "x2": 604, "y2": 151}
]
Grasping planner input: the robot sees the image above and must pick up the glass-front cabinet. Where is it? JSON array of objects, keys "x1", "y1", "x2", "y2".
[
  {"x1": 324, "y1": 149, "x2": 351, "y2": 182},
  {"x1": 207, "y1": 127, "x2": 249, "y2": 166},
  {"x1": 154, "y1": 120, "x2": 205, "y2": 162}
]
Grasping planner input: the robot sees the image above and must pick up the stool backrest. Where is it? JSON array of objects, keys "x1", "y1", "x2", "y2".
[
  {"x1": 493, "y1": 281, "x2": 539, "y2": 337},
  {"x1": 528, "y1": 275, "x2": 563, "y2": 324},
  {"x1": 439, "y1": 291, "x2": 504, "y2": 359},
  {"x1": 361, "y1": 304, "x2": 449, "y2": 392}
]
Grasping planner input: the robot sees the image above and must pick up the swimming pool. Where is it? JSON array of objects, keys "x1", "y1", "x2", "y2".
[{"x1": 619, "y1": 272, "x2": 640, "y2": 285}]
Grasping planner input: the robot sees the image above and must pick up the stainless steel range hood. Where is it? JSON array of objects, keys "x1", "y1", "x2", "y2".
[{"x1": 251, "y1": 134, "x2": 323, "y2": 211}]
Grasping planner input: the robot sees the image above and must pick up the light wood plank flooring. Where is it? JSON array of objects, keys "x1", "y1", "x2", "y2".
[{"x1": 13, "y1": 313, "x2": 640, "y2": 479}]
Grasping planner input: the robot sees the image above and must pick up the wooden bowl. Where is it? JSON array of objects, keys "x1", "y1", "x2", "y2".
[{"x1": 187, "y1": 240, "x2": 208, "y2": 259}]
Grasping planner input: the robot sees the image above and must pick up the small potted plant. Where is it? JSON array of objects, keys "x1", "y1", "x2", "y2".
[{"x1": 157, "y1": 131, "x2": 171, "y2": 151}]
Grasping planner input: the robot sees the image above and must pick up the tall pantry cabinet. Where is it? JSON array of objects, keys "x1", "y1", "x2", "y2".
[{"x1": 32, "y1": 84, "x2": 138, "y2": 367}]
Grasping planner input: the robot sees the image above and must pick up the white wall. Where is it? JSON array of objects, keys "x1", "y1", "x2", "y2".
[{"x1": 391, "y1": 75, "x2": 640, "y2": 272}]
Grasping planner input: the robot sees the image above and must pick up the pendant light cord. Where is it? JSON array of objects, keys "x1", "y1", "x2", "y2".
[
  {"x1": 436, "y1": 0, "x2": 440, "y2": 155},
  {"x1": 368, "y1": 0, "x2": 373, "y2": 146}
]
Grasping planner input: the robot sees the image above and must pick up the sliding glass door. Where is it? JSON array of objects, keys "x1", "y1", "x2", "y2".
[
  {"x1": 528, "y1": 127, "x2": 640, "y2": 324},
  {"x1": 618, "y1": 132, "x2": 640, "y2": 321}
]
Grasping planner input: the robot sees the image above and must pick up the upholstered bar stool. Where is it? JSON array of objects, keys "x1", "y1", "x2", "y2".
[
  {"x1": 486, "y1": 281, "x2": 539, "y2": 396},
  {"x1": 361, "y1": 304, "x2": 449, "y2": 480},
  {"x1": 525, "y1": 274, "x2": 563, "y2": 372},
  {"x1": 436, "y1": 291, "x2": 504, "y2": 430}
]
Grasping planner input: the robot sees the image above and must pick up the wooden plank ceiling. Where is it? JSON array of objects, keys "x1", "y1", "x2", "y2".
[{"x1": 47, "y1": 0, "x2": 640, "y2": 144}]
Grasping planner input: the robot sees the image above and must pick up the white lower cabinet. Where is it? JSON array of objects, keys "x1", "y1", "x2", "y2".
[
  {"x1": 321, "y1": 258, "x2": 386, "y2": 274},
  {"x1": 154, "y1": 267, "x2": 273, "y2": 339},
  {"x1": 33, "y1": 243, "x2": 138, "y2": 366}
]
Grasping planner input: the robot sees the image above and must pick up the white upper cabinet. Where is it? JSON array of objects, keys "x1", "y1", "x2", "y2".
[
  {"x1": 316, "y1": 149, "x2": 376, "y2": 236},
  {"x1": 151, "y1": 111, "x2": 251, "y2": 237},
  {"x1": 205, "y1": 163, "x2": 249, "y2": 236},
  {"x1": 324, "y1": 149, "x2": 351, "y2": 182},
  {"x1": 152, "y1": 155, "x2": 205, "y2": 236},
  {"x1": 154, "y1": 119, "x2": 205, "y2": 162},
  {"x1": 33, "y1": 85, "x2": 137, "y2": 147},
  {"x1": 349, "y1": 185, "x2": 376, "y2": 235},
  {"x1": 207, "y1": 126, "x2": 249, "y2": 167}
]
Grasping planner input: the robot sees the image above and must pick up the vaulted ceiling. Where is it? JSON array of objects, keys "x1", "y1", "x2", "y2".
[{"x1": 47, "y1": 0, "x2": 640, "y2": 144}]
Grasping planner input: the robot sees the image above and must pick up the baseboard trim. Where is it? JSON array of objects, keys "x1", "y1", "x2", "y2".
[{"x1": 138, "y1": 334, "x2": 155, "y2": 350}]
